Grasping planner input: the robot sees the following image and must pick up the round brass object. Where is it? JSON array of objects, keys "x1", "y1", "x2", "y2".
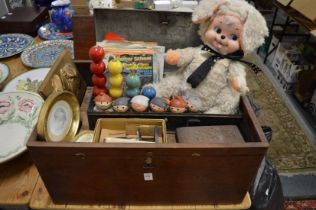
[{"x1": 37, "y1": 91, "x2": 80, "y2": 142}]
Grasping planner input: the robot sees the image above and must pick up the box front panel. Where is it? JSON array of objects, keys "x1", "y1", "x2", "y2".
[{"x1": 30, "y1": 146, "x2": 265, "y2": 205}]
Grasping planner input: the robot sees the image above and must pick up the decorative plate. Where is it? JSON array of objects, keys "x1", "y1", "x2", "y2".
[
  {"x1": 37, "y1": 91, "x2": 80, "y2": 142},
  {"x1": 38, "y1": 23, "x2": 73, "y2": 40},
  {"x1": 0, "y1": 62, "x2": 10, "y2": 86},
  {"x1": 0, "y1": 91, "x2": 44, "y2": 163},
  {"x1": 21, "y1": 40, "x2": 74, "y2": 68},
  {"x1": 3, "y1": 68, "x2": 50, "y2": 92},
  {"x1": 74, "y1": 130, "x2": 95, "y2": 143},
  {"x1": 0, "y1": 33, "x2": 33, "y2": 59}
]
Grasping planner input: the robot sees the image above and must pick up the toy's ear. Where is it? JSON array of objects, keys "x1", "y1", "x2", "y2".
[
  {"x1": 192, "y1": 0, "x2": 225, "y2": 24},
  {"x1": 241, "y1": 6, "x2": 269, "y2": 53}
]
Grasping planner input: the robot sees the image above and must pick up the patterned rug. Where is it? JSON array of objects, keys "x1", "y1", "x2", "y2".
[
  {"x1": 284, "y1": 199, "x2": 316, "y2": 209},
  {"x1": 246, "y1": 63, "x2": 316, "y2": 173}
]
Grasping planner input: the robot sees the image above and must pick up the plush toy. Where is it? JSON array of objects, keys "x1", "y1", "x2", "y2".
[{"x1": 150, "y1": 0, "x2": 268, "y2": 114}]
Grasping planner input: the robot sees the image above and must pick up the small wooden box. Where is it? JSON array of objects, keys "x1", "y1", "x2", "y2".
[
  {"x1": 0, "y1": 7, "x2": 49, "y2": 36},
  {"x1": 27, "y1": 94, "x2": 269, "y2": 205},
  {"x1": 94, "y1": 118, "x2": 167, "y2": 143}
]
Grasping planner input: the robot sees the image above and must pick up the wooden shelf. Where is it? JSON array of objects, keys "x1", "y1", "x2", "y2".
[{"x1": 274, "y1": 1, "x2": 316, "y2": 36}]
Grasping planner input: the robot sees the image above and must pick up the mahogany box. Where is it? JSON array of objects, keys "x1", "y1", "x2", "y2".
[
  {"x1": 27, "y1": 9, "x2": 269, "y2": 206},
  {"x1": 0, "y1": 7, "x2": 49, "y2": 36},
  {"x1": 27, "y1": 93, "x2": 269, "y2": 205}
]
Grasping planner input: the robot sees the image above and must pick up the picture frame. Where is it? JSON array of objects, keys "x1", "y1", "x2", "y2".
[
  {"x1": 37, "y1": 91, "x2": 80, "y2": 142},
  {"x1": 38, "y1": 49, "x2": 86, "y2": 103}
]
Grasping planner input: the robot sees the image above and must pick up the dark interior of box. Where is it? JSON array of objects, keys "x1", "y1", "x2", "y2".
[{"x1": 88, "y1": 95, "x2": 263, "y2": 144}]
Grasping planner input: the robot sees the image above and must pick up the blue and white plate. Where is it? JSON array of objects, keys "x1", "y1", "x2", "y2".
[
  {"x1": 0, "y1": 33, "x2": 33, "y2": 59},
  {"x1": 38, "y1": 22, "x2": 73, "y2": 40},
  {"x1": 21, "y1": 40, "x2": 74, "y2": 68},
  {"x1": 0, "y1": 63, "x2": 10, "y2": 86}
]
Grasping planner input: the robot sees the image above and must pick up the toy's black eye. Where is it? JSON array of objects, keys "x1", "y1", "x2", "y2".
[
  {"x1": 229, "y1": 34, "x2": 238, "y2": 41},
  {"x1": 214, "y1": 27, "x2": 221, "y2": 34}
]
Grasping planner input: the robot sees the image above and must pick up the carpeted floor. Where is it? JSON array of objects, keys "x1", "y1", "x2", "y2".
[
  {"x1": 246, "y1": 65, "x2": 316, "y2": 173},
  {"x1": 284, "y1": 199, "x2": 316, "y2": 209}
]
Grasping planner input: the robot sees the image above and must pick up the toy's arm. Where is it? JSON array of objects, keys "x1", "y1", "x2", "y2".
[
  {"x1": 165, "y1": 47, "x2": 198, "y2": 67},
  {"x1": 227, "y1": 62, "x2": 249, "y2": 95}
]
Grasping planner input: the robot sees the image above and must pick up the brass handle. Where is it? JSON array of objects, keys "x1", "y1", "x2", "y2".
[{"x1": 74, "y1": 153, "x2": 86, "y2": 160}]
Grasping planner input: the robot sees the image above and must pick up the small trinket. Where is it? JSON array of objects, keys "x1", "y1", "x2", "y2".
[
  {"x1": 108, "y1": 59, "x2": 123, "y2": 99},
  {"x1": 95, "y1": 92, "x2": 112, "y2": 110},
  {"x1": 150, "y1": 97, "x2": 168, "y2": 112},
  {"x1": 141, "y1": 86, "x2": 156, "y2": 100},
  {"x1": 126, "y1": 71, "x2": 141, "y2": 98},
  {"x1": 89, "y1": 45, "x2": 107, "y2": 96},
  {"x1": 112, "y1": 97, "x2": 130, "y2": 112},
  {"x1": 169, "y1": 96, "x2": 187, "y2": 113},
  {"x1": 186, "y1": 101, "x2": 199, "y2": 112},
  {"x1": 131, "y1": 95, "x2": 149, "y2": 112}
]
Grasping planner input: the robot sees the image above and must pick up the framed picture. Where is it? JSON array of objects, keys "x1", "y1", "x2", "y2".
[
  {"x1": 38, "y1": 49, "x2": 86, "y2": 103},
  {"x1": 37, "y1": 91, "x2": 80, "y2": 142}
]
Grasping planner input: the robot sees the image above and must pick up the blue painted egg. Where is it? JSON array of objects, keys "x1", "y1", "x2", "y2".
[{"x1": 141, "y1": 86, "x2": 156, "y2": 100}]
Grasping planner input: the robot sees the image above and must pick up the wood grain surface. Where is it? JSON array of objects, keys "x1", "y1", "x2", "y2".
[
  {"x1": 0, "y1": 38, "x2": 42, "y2": 209},
  {"x1": 30, "y1": 177, "x2": 251, "y2": 210},
  {"x1": 0, "y1": 152, "x2": 39, "y2": 209}
]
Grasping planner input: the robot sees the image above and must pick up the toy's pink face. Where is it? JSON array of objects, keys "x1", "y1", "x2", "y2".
[{"x1": 204, "y1": 15, "x2": 243, "y2": 55}]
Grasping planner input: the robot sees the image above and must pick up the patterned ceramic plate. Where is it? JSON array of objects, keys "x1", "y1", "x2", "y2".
[
  {"x1": 0, "y1": 91, "x2": 44, "y2": 163},
  {"x1": 0, "y1": 33, "x2": 33, "y2": 59},
  {"x1": 74, "y1": 130, "x2": 95, "y2": 143},
  {"x1": 38, "y1": 23, "x2": 73, "y2": 40},
  {"x1": 3, "y1": 68, "x2": 50, "y2": 92},
  {"x1": 0, "y1": 62, "x2": 10, "y2": 86},
  {"x1": 21, "y1": 40, "x2": 74, "y2": 68}
]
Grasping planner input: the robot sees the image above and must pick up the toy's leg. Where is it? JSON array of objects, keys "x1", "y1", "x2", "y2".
[
  {"x1": 204, "y1": 88, "x2": 240, "y2": 114},
  {"x1": 151, "y1": 74, "x2": 182, "y2": 98}
]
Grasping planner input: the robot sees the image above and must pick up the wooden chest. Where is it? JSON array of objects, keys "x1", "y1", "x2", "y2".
[
  {"x1": 0, "y1": 7, "x2": 49, "y2": 36},
  {"x1": 27, "y1": 93, "x2": 269, "y2": 205},
  {"x1": 28, "y1": 9, "x2": 269, "y2": 205}
]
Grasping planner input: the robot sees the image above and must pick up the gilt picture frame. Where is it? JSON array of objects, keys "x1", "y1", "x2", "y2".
[
  {"x1": 38, "y1": 49, "x2": 86, "y2": 103},
  {"x1": 37, "y1": 91, "x2": 80, "y2": 142}
]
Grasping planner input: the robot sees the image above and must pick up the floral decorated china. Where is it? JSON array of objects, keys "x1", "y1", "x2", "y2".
[
  {"x1": 38, "y1": 23, "x2": 73, "y2": 40},
  {"x1": 0, "y1": 62, "x2": 10, "y2": 87},
  {"x1": 3, "y1": 68, "x2": 50, "y2": 92},
  {"x1": 21, "y1": 40, "x2": 74, "y2": 68},
  {"x1": 0, "y1": 91, "x2": 44, "y2": 163},
  {"x1": 0, "y1": 33, "x2": 33, "y2": 59}
]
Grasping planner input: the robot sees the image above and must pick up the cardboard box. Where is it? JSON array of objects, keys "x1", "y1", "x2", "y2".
[
  {"x1": 272, "y1": 42, "x2": 314, "y2": 84},
  {"x1": 294, "y1": 68, "x2": 316, "y2": 103},
  {"x1": 290, "y1": 0, "x2": 316, "y2": 22}
]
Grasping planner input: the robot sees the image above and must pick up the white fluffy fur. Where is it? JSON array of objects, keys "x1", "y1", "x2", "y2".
[{"x1": 151, "y1": 0, "x2": 268, "y2": 114}]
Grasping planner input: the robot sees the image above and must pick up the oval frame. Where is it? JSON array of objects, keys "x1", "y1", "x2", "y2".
[{"x1": 37, "y1": 91, "x2": 80, "y2": 142}]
